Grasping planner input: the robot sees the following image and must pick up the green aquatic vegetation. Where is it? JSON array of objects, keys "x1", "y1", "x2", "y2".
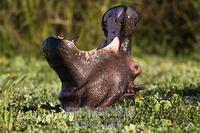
[{"x1": 0, "y1": 55, "x2": 199, "y2": 132}]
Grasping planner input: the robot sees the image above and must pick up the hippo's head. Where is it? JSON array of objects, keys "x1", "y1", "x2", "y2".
[{"x1": 43, "y1": 5, "x2": 143, "y2": 108}]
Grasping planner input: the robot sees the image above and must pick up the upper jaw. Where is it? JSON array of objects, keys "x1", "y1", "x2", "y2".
[
  {"x1": 101, "y1": 5, "x2": 127, "y2": 39},
  {"x1": 122, "y1": 7, "x2": 139, "y2": 37},
  {"x1": 100, "y1": 5, "x2": 139, "y2": 54}
]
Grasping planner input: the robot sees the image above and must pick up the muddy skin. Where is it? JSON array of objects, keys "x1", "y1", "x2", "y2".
[{"x1": 43, "y1": 5, "x2": 143, "y2": 109}]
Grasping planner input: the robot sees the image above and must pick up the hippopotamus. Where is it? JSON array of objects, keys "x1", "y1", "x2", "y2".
[{"x1": 43, "y1": 5, "x2": 143, "y2": 109}]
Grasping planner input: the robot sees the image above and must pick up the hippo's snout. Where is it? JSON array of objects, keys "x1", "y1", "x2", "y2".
[{"x1": 123, "y1": 7, "x2": 139, "y2": 36}]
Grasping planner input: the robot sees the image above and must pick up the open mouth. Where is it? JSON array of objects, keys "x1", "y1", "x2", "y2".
[
  {"x1": 43, "y1": 5, "x2": 142, "y2": 108},
  {"x1": 43, "y1": 5, "x2": 139, "y2": 84},
  {"x1": 43, "y1": 5, "x2": 139, "y2": 61}
]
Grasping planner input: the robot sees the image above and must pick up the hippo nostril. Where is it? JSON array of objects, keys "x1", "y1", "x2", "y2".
[
  {"x1": 113, "y1": 19, "x2": 117, "y2": 22},
  {"x1": 112, "y1": 31, "x2": 115, "y2": 35}
]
